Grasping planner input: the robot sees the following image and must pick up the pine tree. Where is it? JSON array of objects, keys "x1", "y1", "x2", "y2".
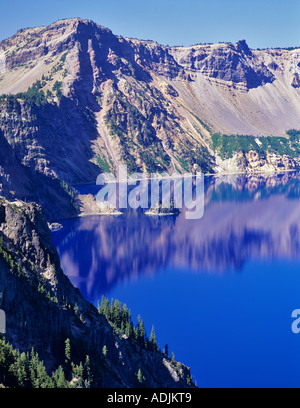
[
  {"x1": 125, "y1": 321, "x2": 132, "y2": 338},
  {"x1": 74, "y1": 303, "x2": 79, "y2": 316},
  {"x1": 121, "y1": 304, "x2": 129, "y2": 326},
  {"x1": 84, "y1": 355, "x2": 93, "y2": 388},
  {"x1": 137, "y1": 368, "x2": 143, "y2": 384},
  {"x1": 29, "y1": 348, "x2": 38, "y2": 386},
  {"x1": 149, "y1": 326, "x2": 159, "y2": 352},
  {"x1": 138, "y1": 317, "x2": 145, "y2": 347},
  {"x1": 187, "y1": 374, "x2": 193, "y2": 386},
  {"x1": 54, "y1": 366, "x2": 68, "y2": 388},
  {"x1": 65, "y1": 338, "x2": 71, "y2": 363},
  {"x1": 72, "y1": 362, "x2": 83, "y2": 388},
  {"x1": 113, "y1": 299, "x2": 121, "y2": 325}
]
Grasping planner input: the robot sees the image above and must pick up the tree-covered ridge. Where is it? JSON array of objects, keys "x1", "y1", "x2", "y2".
[
  {"x1": 0, "y1": 336, "x2": 92, "y2": 388},
  {"x1": 212, "y1": 130, "x2": 300, "y2": 159},
  {"x1": 97, "y1": 297, "x2": 195, "y2": 387},
  {"x1": 0, "y1": 295, "x2": 194, "y2": 388},
  {"x1": 98, "y1": 297, "x2": 160, "y2": 353}
]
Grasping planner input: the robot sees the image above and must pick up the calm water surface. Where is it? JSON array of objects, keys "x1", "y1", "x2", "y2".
[{"x1": 52, "y1": 173, "x2": 300, "y2": 388}]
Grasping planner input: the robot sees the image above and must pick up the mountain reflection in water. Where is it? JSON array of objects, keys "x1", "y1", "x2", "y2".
[
  {"x1": 52, "y1": 172, "x2": 300, "y2": 387},
  {"x1": 53, "y1": 172, "x2": 300, "y2": 301}
]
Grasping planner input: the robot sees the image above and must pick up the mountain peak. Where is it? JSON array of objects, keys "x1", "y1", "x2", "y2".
[{"x1": 235, "y1": 39, "x2": 251, "y2": 55}]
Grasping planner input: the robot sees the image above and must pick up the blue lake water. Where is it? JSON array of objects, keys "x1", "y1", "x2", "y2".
[{"x1": 52, "y1": 173, "x2": 300, "y2": 388}]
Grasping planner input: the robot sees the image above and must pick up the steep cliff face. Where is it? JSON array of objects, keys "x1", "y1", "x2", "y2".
[
  {"x1": 169, "y1": 40, "x2": 275, "y2": 88},
  {"x1": 0, "y1": 198, "x2": 193, "y2": 387},
  {"x1": 169, "y1": 45, "x2": 300, "y2": 138},
  {"x1": 0, "y1": 120, "x2": 77, "y2": 221},
  {"x1": 0, "y1": 18, "x2": 299, "y2": 184}
]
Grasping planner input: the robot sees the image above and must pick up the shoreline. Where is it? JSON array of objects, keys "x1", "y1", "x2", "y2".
[
  {"x1": 72, "y1": 167, "x2": 298, "y2": 188},
  {"x1": 145, "y1": 211, "x2": 180, "y2": 216},
  {"x1": 79, "y1": 211, "x2": 123, "y2": 217},
  {"x1": 52, "y1": 168, "x2": 299, "y2": 224},
  {"x1": 205, "y1": 167, "x2": 298, "y2": 177}
]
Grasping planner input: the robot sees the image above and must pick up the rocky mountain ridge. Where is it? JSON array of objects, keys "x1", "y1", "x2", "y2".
[{"x1": 0, "y1": 18, "x2": 299, "y2": 203}]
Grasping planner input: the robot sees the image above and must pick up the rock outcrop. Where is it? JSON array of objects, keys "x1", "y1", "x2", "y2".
[
  {"x1": 292, "y1": 72, "x2": 300, "y2": 88},
  {"x1": 170, "y1": 39, "x2": 275, "y2": 89},
  {"x1": 216, "y1": 150, "x2": 298, "y2": 174}
]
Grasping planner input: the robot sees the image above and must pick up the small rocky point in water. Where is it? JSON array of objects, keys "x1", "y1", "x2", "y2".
[
  {"x1": 48, "y1": 222, "x2": 63, "y2": 232},
  {"x1": 146, "y1": 200, "x2": 181, "y2": 216}
]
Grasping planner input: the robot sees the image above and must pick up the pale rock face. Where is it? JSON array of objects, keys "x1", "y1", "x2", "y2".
[{"x1": 216, "y1": 150, "x2": 298, "y2": 174}]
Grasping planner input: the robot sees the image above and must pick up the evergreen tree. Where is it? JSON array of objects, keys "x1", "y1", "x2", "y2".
[
  {"x1": 29, "y1": 348, "x2": 38, "y2": 386},
  {"x1": 74, "y1": 303, "x2": 79, "y2": 316},
  {"x1": 137, "y1": 317, "x2": 145, "y2": 347},
  {"x1": 84, "y1": 355, "x2": 93, "y2": 388},
  {"x1": 113, "y1": 299, "x2": 121, "y2": 326},
  {"x1": 125, "y1": 321, "x2": 132, "y2": 338},
  {"x1": 149, "y1": 326, "x2": 159, "y2": 352},
  {"x1": 0, "y1": 337, "x2": 92, "y2": 389},
  {"x1": 137, "y1": 368, "x2": 143, "y2": 384},
  {"x1": 54, "y1": 366, "x2": 68, "y2": 388},
  {"x1": 136, "y1": 368, "x2": 146, "y2": 385},
  {"x1": 71, "y1": 362, "x2": 83, "y2": 388},
  {"x1": 65, "y1": 338, "x2": 71, "y2": 363}
]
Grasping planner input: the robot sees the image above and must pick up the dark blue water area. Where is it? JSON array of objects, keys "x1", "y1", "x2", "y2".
[{"x1": 52, "y1": 173, "x2": 300, "y2": 388}]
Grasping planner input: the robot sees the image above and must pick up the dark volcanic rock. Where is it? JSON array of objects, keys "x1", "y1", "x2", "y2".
[
  {"x1": 292, "y1": 72, "x2": 300, "y2": 88},
  {"x1": 235, "y1": 39, "x2": 252, "y2": 56}
]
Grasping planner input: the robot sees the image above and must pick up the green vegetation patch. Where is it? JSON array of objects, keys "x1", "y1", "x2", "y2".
[
  {"x1": 0, "y1": 337, "x2": 93, "y2": 388},
  {"x1": 0, "y1": 80, "x2": 47, "y2": 107},
  {"x1": 52, "y1": 81, "x2": 63, "y2": 100},
  {"x1": 96, "y1": 154, "x2": 112, "y2": 174},
  {"x1": 212, "y1": 130, "x2": 300, "y2": 159}
]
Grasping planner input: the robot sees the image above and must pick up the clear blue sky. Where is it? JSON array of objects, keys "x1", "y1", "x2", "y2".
[{"x1": 0, "y1": 0, "x2": 299, "y2": 49}]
